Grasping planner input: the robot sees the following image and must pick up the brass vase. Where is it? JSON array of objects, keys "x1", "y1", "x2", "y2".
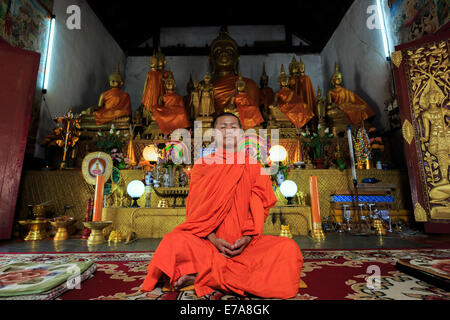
[
  {"x1": 49, "y1": 217, "x2": 75, "y2": 241},
  {"x1": 82, "y1": 221, "x2": 112, "y2": 245}
]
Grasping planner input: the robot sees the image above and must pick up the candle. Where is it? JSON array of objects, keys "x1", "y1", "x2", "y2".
[
  {"x1": 309, "y1": 176, "x2": 322, "y2": 228},
  {"x1": 347, "y1": 126, "x2": 357, "y2": 185},
  {"x1": 92, "y1": 175, "x2": 105, "y2": 222}
]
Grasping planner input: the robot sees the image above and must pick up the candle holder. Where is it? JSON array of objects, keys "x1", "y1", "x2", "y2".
[
  {"x1": 49, "y1": 216, "x2": 75, "y2": 241},
  {"x1": 82, "y1": 221, "x2": 112, "y2": 245},
  {"x1": 18, "y1": 220, "x2": 49, "y2": 241}
]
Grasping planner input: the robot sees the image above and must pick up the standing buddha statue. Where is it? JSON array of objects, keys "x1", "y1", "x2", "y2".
[
  {"x1": 209, "y1": 26, "x2": 260, "y2": 116},
  {"x1": 151, "y1": 75, "x2": 191, "y2": 136},
  {"x1": 93, "y1": 65, "x2": 132, "y2": 126},
  {"x1": 326, "y1": 63, "x2": 375, "y2": 133},
  {"x1": 155, "y1": 46, "x2": 174, "y2": 91},
  {"x1": 197, "y1": 72, "x2": 215, "y2": 119},
  {"x1": 272, "y1": 65, "x2": 314, "y2": 129},
  {"x1": 141, "y1": 55, "x2": 163, "y2": 124},
  {"x1": 289, "y1": 57, "x2": 316, "y2": 113},
  {"x1": 259, "y1": 63, "x2": 275, "y2": 122},
  {"x1": 315, "y1": 88, "x2": 327, "y2": 129},
  {"x1": 230, "y1": 74, "x2": 264, "y2": 130}
]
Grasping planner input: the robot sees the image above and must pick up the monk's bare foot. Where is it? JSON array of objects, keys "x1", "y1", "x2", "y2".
[{"x1": 173, "y1": 274, "x2": 196, "y2": 290}]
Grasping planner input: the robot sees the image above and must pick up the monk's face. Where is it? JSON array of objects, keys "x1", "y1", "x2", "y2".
[{"x1": 215, "y1": 115, "x2": 242, "y2": 151}]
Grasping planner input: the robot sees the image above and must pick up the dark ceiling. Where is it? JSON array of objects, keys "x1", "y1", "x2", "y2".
[{"x1": 87, "y1": 0, "x2": 355, "y2": 56}]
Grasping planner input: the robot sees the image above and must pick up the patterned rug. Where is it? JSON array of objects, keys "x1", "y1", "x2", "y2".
[{"x1": 0, "y1": 249, "x2": 449, "y2": 300}]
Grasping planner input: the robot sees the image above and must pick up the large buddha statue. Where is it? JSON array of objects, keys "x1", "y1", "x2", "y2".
[
  {"x1": 271, "y1": 65, "x2": 314, "y2": 129},
  {"x1": 151, "y1": 74, "x2": 191, "y2": 136},
  {"x1": 229, "y1": 75, "x2": 264, "y2": 130},
  {"x1": 155, "y1": 46, "x2": 174, "y2": 88},
  {"x1": 209, "y1": 27, "x2": 260, "y2": 116},
  {"x1": 326, "y1": 63, "x2": 375, "y2": 133},
  {"x1": 80, "y1": 65, "x2": 131, "y2": 129},
  {"x1": 259, "y1": 64, "x2": 275, "y2": 122},
  {"x1": 289, "y1": 57, "x2": 316, "y2": 113}
]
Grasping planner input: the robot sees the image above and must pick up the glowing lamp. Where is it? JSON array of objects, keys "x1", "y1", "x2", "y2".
[
  {"x1": 269, "y1": 145, "x2": 287, "y2": 162},
  {"x1": 280, "y1": 180, "x2": 298, "y2": 205},
  {"x1": 143, "y1": 145, "x2": 159, "y2": 162},
  {"x1": 43, "y1": 15, "x2": 56, "y2": 93},
  {"x1": 127, "y1": 180, "x2": 145, "y2": 208}
]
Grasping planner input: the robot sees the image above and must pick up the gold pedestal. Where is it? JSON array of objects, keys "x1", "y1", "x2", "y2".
[
  {"x1": 82, "y1": 221, "x2": 113, "y2": 245},
  {"x1": 18, "y1": 220, "x2": 48, "y2": 241},
  {"x1": 280, "y1": 224, "x2": 293, "y2": 239},
  {"x1": 49, "y1": 217, "x2": 75, "y2": 241},
  {"x1": 373, "y1": 220, "x2": 386, "y2": 236},
  {"x1": 311, "y1": 228, "x2": 326, "y2": 241}
]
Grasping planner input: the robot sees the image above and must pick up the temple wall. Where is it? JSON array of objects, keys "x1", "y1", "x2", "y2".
[
  {"x1": 320, "y1": 0, "x2": 396, "y2": 133},
  {"x1": 34, "y1": 0, "x2": 126, "y2": 158},
  {"x1": 124, "y1": 54, "x2": 323, "y2": 113}
]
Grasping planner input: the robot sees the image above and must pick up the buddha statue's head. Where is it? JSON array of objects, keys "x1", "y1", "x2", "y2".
[
  {"x1": 149, "y1": 55, "x2": 158, "y2": 70},
  {"x1": 289, "y1": 56, "x2": 299, "y2": 76},
  {"x1": 299, "y1": 58, "x2": 306, "y2": 75},
  {"x1": 331, "y1": 63, "x2": 343, "y2": 88},
  {"x1": 236, "y1": 74, "x2": 246, "y2": 93},
  {"x1": 109, "y1": 64, "x2": 124, "y2": 88},
  {"x1": 186, "y1": 74, "x2": 194, "y2": 93},
  {"x1": 209, "y1": 26, "x2": 240, "y2": 77},
  {"x1": 277, "y1": 65, "x2": 289, "y2": 88},
  {"x1": 164, "y1": 75, "x2": 176, "y2": 92},
  {"x1": 260, "y1": 64, "x2": 269, "y2": 88},
  {"x1": 155, "y1": 46, "x2": 167, "y2": 71}
]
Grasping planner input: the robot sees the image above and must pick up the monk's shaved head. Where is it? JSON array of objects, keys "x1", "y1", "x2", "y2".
[{"x1": 213, "y1": 113, "x2": 242, "y2": 129}]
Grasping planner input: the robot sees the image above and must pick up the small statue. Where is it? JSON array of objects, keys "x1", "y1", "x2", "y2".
[
  {"x1": 141, "y1": 55, "x2": 163, "y2": 124},
  {"x1": 315, "y1": 88, "x2": 327, "y2": 128},
  {"x1": 259, "y1": 63, "x2": 275, "y2": 122},
  {"x1": 179, "y1": 169, "x2": 188, "y2": 187},
  {"x1": 155, "y1": 46, "x2": 174, "y2": 89},
  {"x1": 190, "y1": 79, "x2": 201, "y2": 120},
  {"x1": 326, "y1": 63, "x2": 375, "y2": 134},
  {"x1": 289, "y1": 57, "x2": 316, "y2": 113},
  {"x1": 271, "y1": 65, "x2": 314, "y2": 129},
  {"x1": 151, "y1": 75, "x2": 191, "y2": 136},
  {"x1": 163, "y1": 169, "x2": 170, "y2": 188},
  {"x1": 198, "y1": 72, "x2": 215, "y2": 119},
  {"x1": 230, "y1": 74, "x2": 264, "y2": 130}
]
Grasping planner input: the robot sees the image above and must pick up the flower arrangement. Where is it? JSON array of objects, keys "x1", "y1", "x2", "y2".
[
  {"x1": 353, "y1": 127, "x2": 372, "y2": 168},
  {"x1": 302, "y1": 125, "x2": 334, "y2": 161},
  {"x1": 368, "y1": 127, "x2": 384, "y2": 163},
  {"x1": 96, "y1": 124, "x2": 131, "y2": 169}
]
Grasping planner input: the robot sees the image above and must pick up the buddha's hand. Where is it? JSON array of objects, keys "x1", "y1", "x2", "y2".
[
  {"x1": 207, "y1": 233, "x2": 234, "y2": 258},
  {"x1": 229, "y1": 236, "x2": 253, "y2": 257}
]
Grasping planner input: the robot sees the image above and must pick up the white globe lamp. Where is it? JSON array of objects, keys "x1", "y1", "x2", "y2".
[
  {"x1": 142, "y1": 145, "x2": 159, "y2": 163},
  {"x1": 280, "y1": 180, "x2": 298, "y2": 205},
  {"x1": 127, "y1": 180, "x2": 145, "y2": 208},
  {"x1": 269, "y1": 145, "x2": 287, "y2": 163}
]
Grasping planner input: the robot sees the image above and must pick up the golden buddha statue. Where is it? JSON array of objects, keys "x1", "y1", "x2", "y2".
[
  {"x1": 141, "y1": 55, "x2": 163, "y2": 124},
  {"x1": 80, "y1": 65, "x2": 131, "y2": 131},
  {"x1": 289, "y1": 57, "x2": 316, "y2": 113},
  {"x1": 230, "y1": 74, "x2": 264, "y2": 130},
  {"x1": 315, "y1": 88, "x2": 327, "y2": 128},
  {"x1": 271, "y1": 65, "x2": 314, "y2": 129},
  {"x1": 198, "y1": 72, "x2": 215, "y2": 120},
  {"x1": 151, "y1": 74, "x2": 191, "y2": 136},
  {"x1": 189, "y1": 79, "x2": 201, "y2": 120},
  {"x1": 259, "y1": 63, "x2": 275, "y2": 122},
  {"x1": 326, "y1": 63, "x2": 375, "y2": 134},
  {"x1": 155, "y1": 46, "x2": 173, "y2": 86},
  {"x1": 419, "y1": 83, "x2": 450, "y2": 206},
  {"x1": 209, "y1": 26, "x2": 260, "y2": 115}
]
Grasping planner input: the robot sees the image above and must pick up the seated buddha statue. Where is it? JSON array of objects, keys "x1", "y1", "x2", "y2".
[
  {"x1": 80, "y1": 65, "x2": 131, "y2": 131},
  {"x1": 289, "y1": 57, "x2": 316, "y2": 113},
  {"x1": 151, "y1": 74, "x2": 191, "y2": 137},
  {"x1": 326, "y1": 63, "x2": 375, "y2": 134},
  {"x1": 229, "y1": 75, "x2": 264, "y2": 130},
  {"x1": 271, "y1": 65, "x2": 314, "y2": 129},
  {"x1": 259, "y1": 64, "x2": 275, "y2": 123},
  {"x1": 209, "y1": 26, "x2": 260, "y2": 116}
]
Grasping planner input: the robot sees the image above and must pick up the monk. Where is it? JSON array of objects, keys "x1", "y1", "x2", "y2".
[
  {"x1": 141, "y1": 113, "x2": 303, "y2": 299},
  {"x1": 94, "y1": 66, "x2": 131, "y2": 125},
  {"x1": 151, "y1": 75, "x2": 191, "y2": 136}
]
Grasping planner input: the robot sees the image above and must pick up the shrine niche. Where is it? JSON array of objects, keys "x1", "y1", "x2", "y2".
[{"x1": 393, "y1": 27, "x2": 450, "y2": 226}]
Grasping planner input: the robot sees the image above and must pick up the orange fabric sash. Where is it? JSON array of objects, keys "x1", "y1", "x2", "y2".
[
  {"x1": 152, "y1": 92, "x2": 191, "y2": 135},
  {"x1": 331, "y1": 87, "x2": 376, "y2": 124},
  {"x1": 290, "y1": 75, "x2": 316, "y2": 111},
  {"x1": 213, "y1": 74, "x2": 260, "y2": 115},
  {"x1": 141, "y1": 70, "x2": 163, "y2": 112},
  {"x1": 94, "y1": 88, "x2": 131, "y2": 125},
  {"x1": 234, "y1": 93, "x2": 264, "y2": 130},
  {"x1": 276, "y1": 88, "x2": 314, "y2": 128},
  {"x1": 259, "y1": 86, "x2": 275, "y2": 108}
]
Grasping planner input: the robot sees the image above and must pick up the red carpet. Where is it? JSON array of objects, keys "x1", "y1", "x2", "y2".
[{"x1": 1, "y1": 249, "x2": 449, "y2": 300}]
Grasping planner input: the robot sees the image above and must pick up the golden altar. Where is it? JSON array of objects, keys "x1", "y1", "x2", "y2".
[{"x1": 15, "y1": 168, "x2": 412, "y2": 239}]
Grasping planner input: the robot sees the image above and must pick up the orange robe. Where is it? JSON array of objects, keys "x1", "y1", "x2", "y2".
[
  {"x1": 234, "y1": 92, "x2": 264, "y2": 130},
  {"x1": 94, "y1": 88, "x2": 131, "y2": 125},
  {"x1": 141, "y1": 149, "x2": 303, "y2": 299},
  {"x1": 276, "y1": 87, "x2": 314, "y2": 128},
  {"x1": 213, "y1": 74, "x2": 260, "y2": 115},
  {"x1": 330, "y1": 87, "x2": 376, "y2": 124},
  {"x1": 141, "y1": 70, "x2": 163, "y2": 112},
  {"x1": 290, "y1": 75, "x2": 316, "y2": 112},
  {"x1": 152, "y1": 92, "x2": 191, "y2": 135},
  {"x1": 259, "y1": 86, "x2": 275, "y2": 109}
]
